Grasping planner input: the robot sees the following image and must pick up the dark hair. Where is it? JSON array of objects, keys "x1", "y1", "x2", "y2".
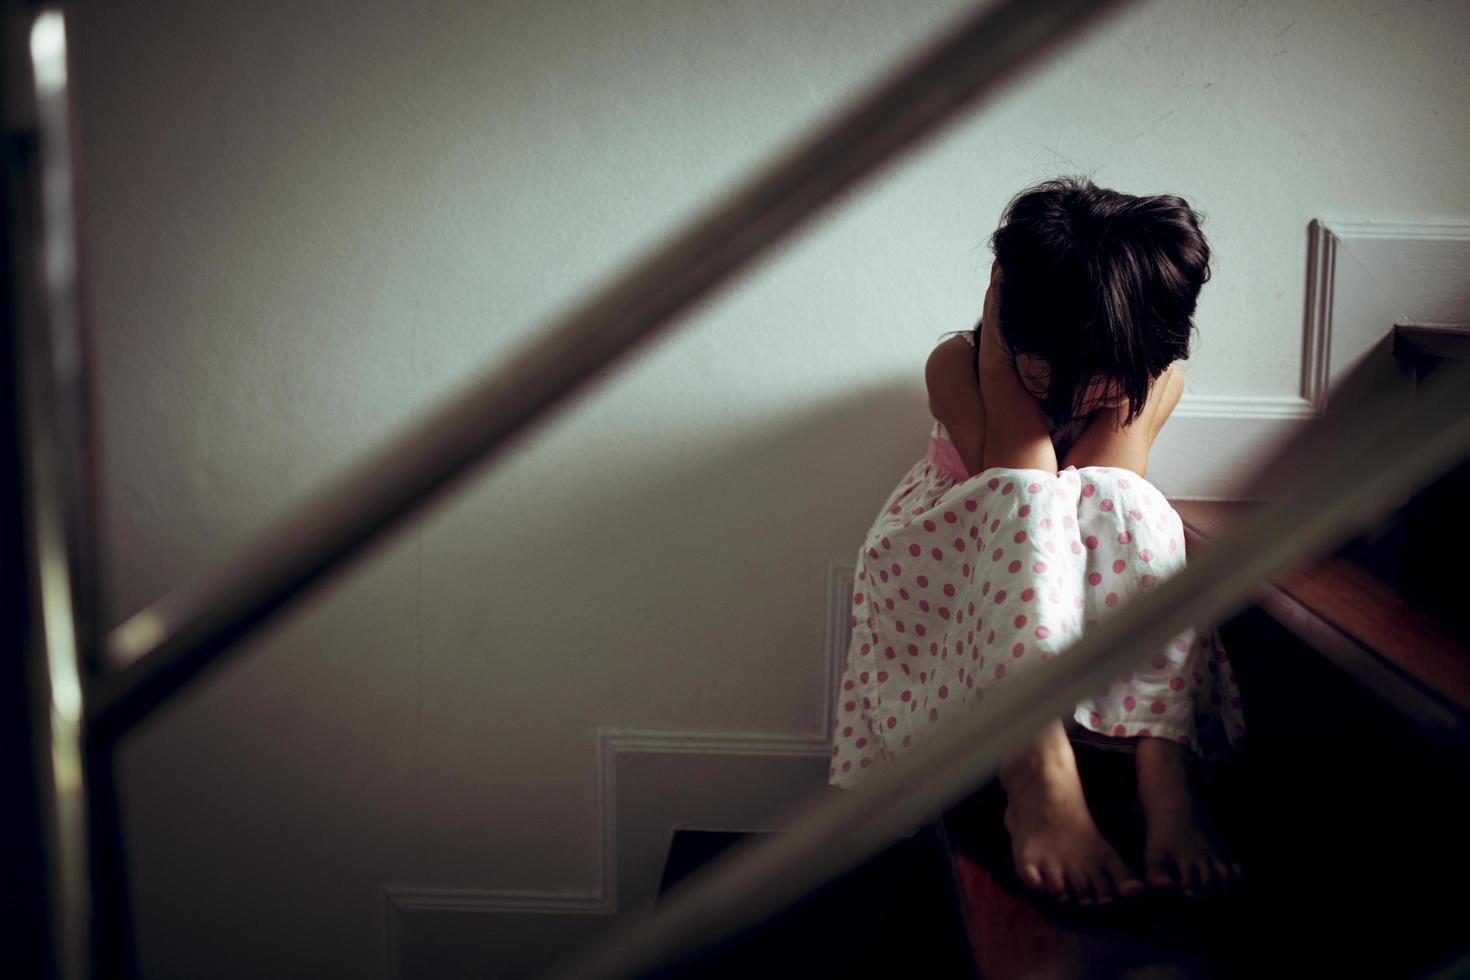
[{"x1": 961, "y1": 175, "x2": 1211, "y2": 429}]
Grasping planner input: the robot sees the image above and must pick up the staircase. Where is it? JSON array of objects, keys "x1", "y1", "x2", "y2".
[{"x1": 651, "y1": 326, "x2": 1470, "y2": 979}]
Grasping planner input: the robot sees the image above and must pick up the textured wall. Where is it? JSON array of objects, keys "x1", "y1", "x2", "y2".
[{"x1": 68, "y1": 0, "x2": 1468, "y2": 975}]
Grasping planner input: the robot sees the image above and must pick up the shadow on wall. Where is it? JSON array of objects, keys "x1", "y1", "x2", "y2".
[
  {"x1": 117, "y1": 378, "x2": 930, "y2": 980},
  {"x1": 415, "y1": 376, "x2": 930, "y2": 737}
]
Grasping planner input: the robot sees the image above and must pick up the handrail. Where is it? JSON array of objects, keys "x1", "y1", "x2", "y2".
[
  {"x1": 9, "y1": 8, "x2": 102, "y2": 979},
  {"x1": 87, "y1": 0, "x2": 1132, "y2": 739},
  {"x1": 547, "y1": 355, "x2": 1470, "y2": 980}
]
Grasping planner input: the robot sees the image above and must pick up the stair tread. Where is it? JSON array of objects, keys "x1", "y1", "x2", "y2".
[
  {"x1": 1170, "y1": 499, "x2": 1470, "y2": 716},
  {"x1": 652, "y1": 827, "x2": 976, "y2": 977}
]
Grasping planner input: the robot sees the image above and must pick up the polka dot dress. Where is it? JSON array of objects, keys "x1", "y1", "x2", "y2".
[{"x1": 828, "y1": 419, "x2": 1246, "y2": 790}]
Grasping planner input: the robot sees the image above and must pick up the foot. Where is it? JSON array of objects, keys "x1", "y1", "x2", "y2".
[
  {"x1": 1000, "y1": 736, "x2": 1147, "y2": 907},
  {"x1": 1136, "y1": 737, "x2": 1243, "y2": 897}
]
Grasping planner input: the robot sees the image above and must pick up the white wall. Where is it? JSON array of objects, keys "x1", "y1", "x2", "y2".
[{"x1": 68, "y1": 0, "x2": 1468, "y2": 976}]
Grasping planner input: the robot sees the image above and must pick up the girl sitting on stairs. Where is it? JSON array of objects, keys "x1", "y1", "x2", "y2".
[{"x1": 828, "y1": 176, "x2": 1246, "y2": 906}]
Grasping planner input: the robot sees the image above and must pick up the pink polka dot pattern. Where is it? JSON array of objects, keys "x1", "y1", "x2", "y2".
[{"x1": 828, "y1": 423, "x2": 1246, "y2": 790}]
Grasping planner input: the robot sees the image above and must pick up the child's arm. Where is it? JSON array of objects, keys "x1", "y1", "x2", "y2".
[{"x1": 925, "y1": 335, "x2": 987, "y2": 477}]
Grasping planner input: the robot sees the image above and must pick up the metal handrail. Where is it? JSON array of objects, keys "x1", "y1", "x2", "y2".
[
  {"x1": 10, "y1": 8, "x2": 105, "y2": 978},
  {"x1": 87, "y1": 0, "x2": 1132, "y2": 739},
  {"x1": 548, "y1": 343, "x2": 1470, "y2": 980}
]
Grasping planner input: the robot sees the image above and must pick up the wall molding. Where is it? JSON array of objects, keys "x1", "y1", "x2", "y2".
[
  {"x1": 1153, "y1": 219, "x2": 1470, "y2": 499},
  {"x1": 384, "y1": 726, "x2": 832, "y2": 979},
  {"x1": 1315, "y1": 219, "x2": 1470, "y2": 242},
  {"x1": 385, "y1": 886, "x2": 608, "y2": 917},
  {"x1": 1303, "y1": 218, "x2": 1341, "y2": 410},
  {"x1": 1172, "y1": 393, "x2": 1315, "y2": 419},
  {"x1": 385, "y1": 560, "x2": 861, "y2": 975},
  {"x1": 1304, "y1": 218, "x2": 1470, "y2": 410}
]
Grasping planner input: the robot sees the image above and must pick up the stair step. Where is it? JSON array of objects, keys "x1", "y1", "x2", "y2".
[
  {"x1": 1171, "y1": 499, "x2": 1470, "y2": 735},
  {"x1": 651, "y1": 827, "x2": 975, "y2": 977},
  {"x1": 1393, "y1": 321, "x2": 1470, "y2": 363}
]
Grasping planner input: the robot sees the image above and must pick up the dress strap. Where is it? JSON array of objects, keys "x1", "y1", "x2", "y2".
[{"x1": 926, "y1": 430, "x2": 970, "y2": 482}]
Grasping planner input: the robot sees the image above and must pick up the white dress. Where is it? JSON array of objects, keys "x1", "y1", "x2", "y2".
[{"x1": 828, "y1": 341, "x2": 1245, "y2": 790}]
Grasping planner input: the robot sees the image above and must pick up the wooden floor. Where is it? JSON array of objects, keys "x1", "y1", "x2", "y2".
[{"x1": 1171, "y1": 499, "x2": 1470, "y2": 724}]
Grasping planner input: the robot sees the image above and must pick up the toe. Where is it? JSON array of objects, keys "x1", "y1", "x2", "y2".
[
  {"x1": 1067, "y1": 870, "x2": 1097, "y2": 907},
  {"x1": 1117, "y1": 875, "x2": 1148, "y2": 899},
  {"x1": 1041, "y1": 863, "x2": 1069, "y2": 903},
  {"x1": 1018, "y1": 861, "x2": 1045, "y2": 893},
  {"x1": 1147, "y1": 853, "x2": 1180, "y2": 891},
  {"x1": 1212, "y1": 859, "x2": 1234, "y2": 890},
  {"x1": 1085, "y1": 870, "x2": 1113, "y2": 906},
  {"x1": 1105, "y1": 859, "x2": 1146, "y2": 900},
  {"x1": 1195, "y1": 859, "x2": 1219, "y2": 896},
  {"x1": 1180, "y1": 861, "x2": 1204, "y2": 897}
]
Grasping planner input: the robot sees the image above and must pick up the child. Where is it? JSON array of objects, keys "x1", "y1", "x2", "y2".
[{"x1": 828, "y1": 176, "x2": 1245, "y2": 907}]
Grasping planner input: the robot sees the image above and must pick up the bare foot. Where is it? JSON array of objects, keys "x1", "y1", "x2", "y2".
[
  {"x1": 999, "y1": 720, "x2": 1147, "y2": 906},
  {"x1": 1136, "y1": 737, "x2": 1243, "y2": 897}
]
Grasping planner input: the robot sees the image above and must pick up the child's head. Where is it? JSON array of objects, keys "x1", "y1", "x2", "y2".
[{"x1": 988, "y1": 175, "x2": 1211, "y2": 429}]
